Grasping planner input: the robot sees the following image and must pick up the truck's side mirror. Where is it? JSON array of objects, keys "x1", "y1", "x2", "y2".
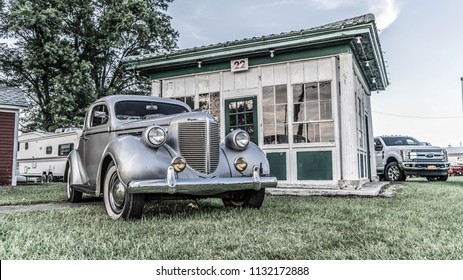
[{"x1": 374, "y1": 143, "x2": 383, "y2": 151}]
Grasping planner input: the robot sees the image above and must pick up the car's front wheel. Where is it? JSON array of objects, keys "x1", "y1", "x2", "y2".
[
  {"x1": 222, "y1": 188, "x2": 265, "y2": 209},
  {"x1": 385, "y1": 162, "x2": 406, "y2": 181},
  {"x1": 103, "y1": 163, "x2": 145, "y2": 220}
]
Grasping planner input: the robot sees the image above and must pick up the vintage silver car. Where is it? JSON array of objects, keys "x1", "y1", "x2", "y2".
[{"x1": 66, "y1": 95, "x2": 277, "y2": 219}]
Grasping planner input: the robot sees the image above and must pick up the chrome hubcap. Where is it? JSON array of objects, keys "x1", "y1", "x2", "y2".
[
  {"x1": 112, "y1": 180, "x2": 125, "y2": 207},
  {"x1": 388, "y1": 166, "x2": 399, "y2": 180}
]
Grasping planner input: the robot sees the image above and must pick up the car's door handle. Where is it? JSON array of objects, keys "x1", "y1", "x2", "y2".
[{"x1": 83, "y1": 136, "x2": 89, "y2": 141}]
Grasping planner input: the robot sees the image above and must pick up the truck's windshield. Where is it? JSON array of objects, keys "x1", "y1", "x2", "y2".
[
  {"x1": 382, "y1": 136, "x2": 423, "y2": 146},
  {"x1": 115, "y1": 101, "x2": 189, "y2": 120}
]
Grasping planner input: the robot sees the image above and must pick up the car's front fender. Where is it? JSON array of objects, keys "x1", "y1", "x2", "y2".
[
  {"x1": 96, "y1": 135, "x2": 173, "y2": 196},
  {"x1": 220, "y1": 142, "x2": 271, "y2": 177}
]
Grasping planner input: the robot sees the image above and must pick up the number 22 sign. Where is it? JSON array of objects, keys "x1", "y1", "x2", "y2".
[{"x1": 230, "y1": 58, "x2": 249, "y2": 72}]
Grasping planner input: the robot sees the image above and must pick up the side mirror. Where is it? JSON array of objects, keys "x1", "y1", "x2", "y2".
[{"x1": 374, "y1": 144, "x2": 383, "y2": 151}]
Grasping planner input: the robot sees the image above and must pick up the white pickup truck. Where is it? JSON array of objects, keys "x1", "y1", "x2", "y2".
[{"x1": 374, "y1": 135, "x2": 450, "y2": 181}]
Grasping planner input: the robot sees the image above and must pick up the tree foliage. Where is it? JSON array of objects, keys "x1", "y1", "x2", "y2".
[{"x1": 0, "y1": 0, "x2": 178, "y2": 131}]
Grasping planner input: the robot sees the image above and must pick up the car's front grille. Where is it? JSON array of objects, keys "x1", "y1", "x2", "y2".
[{"x1": 178, "y1": 121, "x2": 220, "y2": 174}]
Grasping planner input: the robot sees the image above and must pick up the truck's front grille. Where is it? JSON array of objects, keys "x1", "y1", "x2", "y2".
[
  {"x1": 415, "y1": 149, "x2": 446, "y2": 162},
  {"x1": 178, "y1": 121, "x2": 220, "y2": 174}
]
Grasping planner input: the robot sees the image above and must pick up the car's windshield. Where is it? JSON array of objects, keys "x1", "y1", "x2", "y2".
[
  {"x1": 115, "y1": 101, "x2": 189, "y2": 120},
  {"x1": 382, "y1": 136, "x2": 423, "y2": 146}
]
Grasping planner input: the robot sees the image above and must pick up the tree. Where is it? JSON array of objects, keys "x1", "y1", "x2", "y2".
[{"x1": 0, "y1": 0, "x2": 178, "y2": 131}]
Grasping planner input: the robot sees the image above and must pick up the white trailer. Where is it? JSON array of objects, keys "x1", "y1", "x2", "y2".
[{"x1": 17, "y1": 128, "x2": 82, "y2": 182}]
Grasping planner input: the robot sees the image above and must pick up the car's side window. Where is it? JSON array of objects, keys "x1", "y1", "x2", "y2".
[{"x1": 90, "y1": 104, "x2": 109, "y2": 127}]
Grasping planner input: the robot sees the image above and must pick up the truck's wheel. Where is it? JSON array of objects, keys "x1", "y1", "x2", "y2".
[
  {"x1": 222, "y1": 188, "x2": 265, "y2": 209},
  {"x1": 103, "y1": 163, "x2": 145, "y2": 220},
  {"x1": 47, "y1": 173, "x2": 54, "y2": 183},
  {"x1": 427, "y1": 176, "x2": 448, "y2": 182},
  {"x1": 66, "y1": 167, "x2": 82, "y2": 203},
  {"x1": 385, "y1": 162, "x2": 405, "y2": 181}
]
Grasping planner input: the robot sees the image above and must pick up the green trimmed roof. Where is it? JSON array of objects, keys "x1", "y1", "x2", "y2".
[{"x1": 125, "y1": 13, "x2": 389, "y2": 91}]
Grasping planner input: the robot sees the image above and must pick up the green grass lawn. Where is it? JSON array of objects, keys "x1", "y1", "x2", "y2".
[{"x1": 0, "y1": 177, "x2": 463, "y2": 260}]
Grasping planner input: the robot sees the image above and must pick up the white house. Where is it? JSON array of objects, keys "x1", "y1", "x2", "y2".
[{"x1": 125, "y1": 14, "x2": 389, "y2": 194}]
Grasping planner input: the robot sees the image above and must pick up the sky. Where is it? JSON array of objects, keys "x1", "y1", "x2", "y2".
[
  {"x1": 1, "y1": 0, "x2": 462, "y2": 147},
  {"x1": 166, "y1": 0, "x2": 463, "y2": 148}
]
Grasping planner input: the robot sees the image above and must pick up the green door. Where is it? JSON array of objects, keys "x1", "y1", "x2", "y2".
[{"x1": 225, "y1": 96, "x2": 258, "y2": 145}]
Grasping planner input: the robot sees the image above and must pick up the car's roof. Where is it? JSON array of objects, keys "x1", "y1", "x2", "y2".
[{"x1": 94, "y1": 94, "x2": 191, "y2": 110}]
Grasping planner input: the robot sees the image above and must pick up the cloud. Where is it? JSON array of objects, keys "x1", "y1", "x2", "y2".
[
  {"x1": 368, "y1": 0, "x2": 401, "y2": 31},
  {"x1": 310, "y1": 0, "x2": 402, "y2": 31}
]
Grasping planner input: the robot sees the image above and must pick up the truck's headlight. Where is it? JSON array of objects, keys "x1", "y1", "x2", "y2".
[
  {"x1": 225, "y1": 129, "x2": 250, "y2": 151},
  {"x1": 142, "y1": 126, "x2": 167, "y2": 148}
]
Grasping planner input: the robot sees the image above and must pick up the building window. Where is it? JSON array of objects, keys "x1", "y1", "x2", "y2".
[
  {"x1": 172, "y1": 96, "x2": 194, "y2": 109},
  {"x1": 292, "y1": 81, "x2": 334, "y2": 143},
  {"x1": 59, "y1": 143, "x2": 74, "y2": 156},
  {"x1": 199, "y1": 92, "x2": 220, "y2": 121},
  {"x1": 357, "y1": 97, "x2": 365, "y2": 149},
  {"x1": 25, "y1": 142, "x2": 28, "y2": 150},
  {"x1": 46, "y1": 146, "x2": 52, "y2": 155},
  {"x1": 263, "y1": 85, "x2": 288, "y2": 145}
]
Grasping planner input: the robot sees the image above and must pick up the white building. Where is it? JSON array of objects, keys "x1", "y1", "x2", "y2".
[{"x1": 125, "y1": 14, "x2": 389, "y2": 194}]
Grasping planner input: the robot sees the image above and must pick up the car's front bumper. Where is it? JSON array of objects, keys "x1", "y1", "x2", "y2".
[{"x1": 127, "y1": 165, "x2": 278, "y2": 195}]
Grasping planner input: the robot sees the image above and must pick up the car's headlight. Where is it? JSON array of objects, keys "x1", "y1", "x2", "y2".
[
  {"x1": 142, "y1": 126, "x2": 167, "y2": 148},
  {"x1": 225, "y1": 129, "x2": 250, "y2": 151}
]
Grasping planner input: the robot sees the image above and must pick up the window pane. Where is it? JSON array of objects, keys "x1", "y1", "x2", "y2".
[
  {"x1": 276, "y1": 125, "x2": 288, "y2": 144},
  {"x1": 306, "y1": 102, "x2": 319, "y2": 121},
  {"x1": 307, "y1": 123, "x2": 321, "y2": 142},
  {"x1": 263, "y1": 125, "x2": 276, "y2": 144},
  {"x1": 246, "y1": 112, "x2": 253, "y2": 125},
  {"x1": 210, "y1": 92, "x2": 220, "y2": 109},
  {"x1": 305, "y1": 83, "x2": 318, "y2": 101},
  {"x1": 320, "y1": 122, "x2": 335, "y2": 142},
  {"x1": 275, "y1": 84, "x2": 287, "y2": 104},
  {"x1": 293, "y1": 103, "x2": 305, "y2": 122},
  {"x1": 293, "y1": 124, "x2": 307, "y2": 143},
  {"x1": 263, "y1": 106, "x2": 274, "y2": 124},
  {"x1": 237, "y1": 101, "x2": 245, "y2": 112},
  {"x1": 320, "y1": 101, "x2": 332, "y2": 120},
  {"x1": 275, "y1": 105, "x2": 288, "y2": 124},
  {"x1": 246, "y1": 99, "x2": 253, "y2": 111},
  {"x1": 229, "y1": 102, "x2": 238, "y2": 115},
  {"x1": 319, "y1": 82, "x2": 331, "y2": 101},
  {"x1": 293, "y1": 84, "x2": 304, "y2": 103},
  {"x1": 262, "y1": 86, "x2": 274, "y2": 105},
  {"x1": 184, "y1": 97, "x2": 193, "y2": 109}
]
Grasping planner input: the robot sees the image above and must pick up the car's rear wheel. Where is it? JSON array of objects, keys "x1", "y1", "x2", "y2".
[
  {"x1": 385, "y1": 162, "x2": 405, "y2": 181},
  {"x1": 66, "y1": 166, "x2": 82, "y2": 203},
  {"x1": 103, "y1": 163, "x2": 145, "y2": 220},
  {"x1": 222, "y1": 188, "x2": 265, "y2": 209}
]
